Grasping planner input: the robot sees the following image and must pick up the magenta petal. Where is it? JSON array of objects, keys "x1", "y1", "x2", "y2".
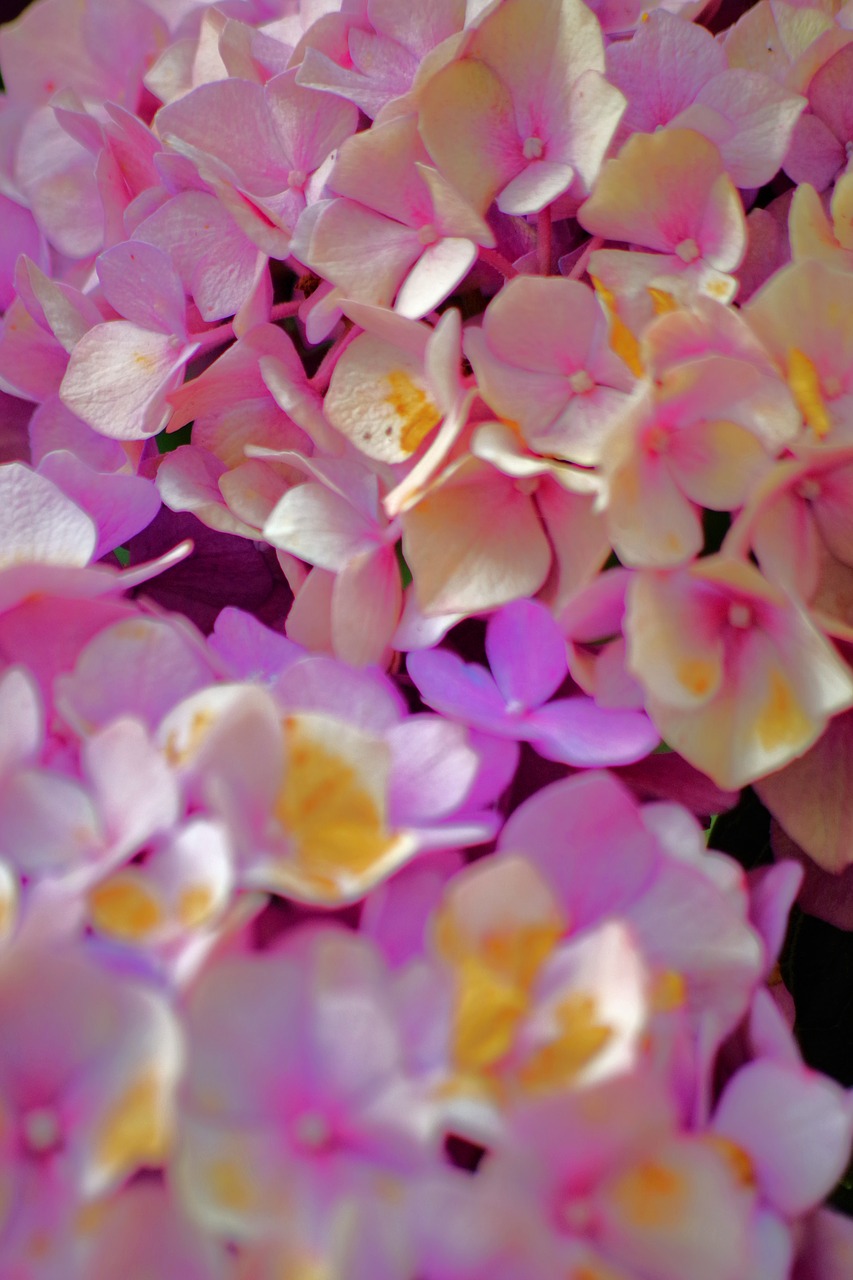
[
  {"x1": 485, "y1": 598, "x2": 567, "y2": 710},
  {"x1": 500, "y1": 772, "x2": 661, "y2": 922},
  {"x1": 526, "y1": 697, "x2": 659, "y2": 766},
  {"x1": 406, "y1": 648, "x2": 510, "y2": 733}
]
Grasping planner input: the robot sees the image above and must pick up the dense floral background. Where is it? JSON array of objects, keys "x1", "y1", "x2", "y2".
[{"x1": 3, "y1": 0, "x2": 853, "y2": 1274}]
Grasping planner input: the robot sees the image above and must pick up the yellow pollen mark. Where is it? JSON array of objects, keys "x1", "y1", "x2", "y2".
[
  {"x1": 164, "y1": 707, "x2": 215, "y2": 766},
  {"x1": 453, "y1": 958, "x2": 529, "y2": 1072},
  {"x1": 276, "y1": 719, "x2": 397, "y2": 890},
  {"x1": 177, "y1": 884, "x2": 216, "y2": 928},
  {"x1": 651, "y1": 969, "x2": 686, "y2": 1013},
  {"x1": 89, "y1": 876, "x2": 162, "y2": 941},
  {"x1": 133, "y1": 352, "x2": 157, "y2": 371},
  {"x1": 788, "y1": 348, "x2": 832, "y2": 438},
  {"x1": 612, "y1": 1159, "x2": 687, "y2": 1228},
  {"x1": 591, "y1": 277, "x2": 644, "y2": 377},
  {"x1": 647, "y1": 287, "x2": 678, "y2": 314},
  {"x1": 384, "y1": 370, "x2": 441, "y2": 455},
  {"x1": 75, "y1": 1201, "x2": 109, "y2": 1238},
  {"x1": 480, "y1": 920, "x2": 564, "y2": 989},
  {"x1": 207, "y1": 1157, "x2": 256, "y2": 1213},
  {"x1": 676, "y1": 657, "x2": 717, "y2": 697},
  {"x1": 705, "y1": 1134, "x2": 756, "y2": 1188},
  {"x1": 755, "y1": 669, "x2": 812, "y2": 751},
  {"x1": 516, "y1": 993, "x2": 613, "y2": 1092},
  {"x1": 96, "y1": 1073, "x2": 168, "y2": 1178},
  {"x1": 705, "y1": 277, "x2": 732, "y2": 300}
]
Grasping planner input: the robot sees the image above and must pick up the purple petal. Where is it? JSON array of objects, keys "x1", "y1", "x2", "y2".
[
  {"x1": 405, "y1": 648, "x2": 509, "y2": 733},
  {"x1": 485, "y1": 598, "x2": 568, "y2": 710},
  {"x1": 527, "y1": 697, "x2": 659, "y2": 766}
]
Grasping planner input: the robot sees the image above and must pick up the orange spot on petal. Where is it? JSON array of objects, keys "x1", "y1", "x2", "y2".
[
  {"x1": 677, "y1": 657, "x2": 717, "y2": 697},
  {"x1": 384, "y1": 370, "x2": 441, "y2": 454}
]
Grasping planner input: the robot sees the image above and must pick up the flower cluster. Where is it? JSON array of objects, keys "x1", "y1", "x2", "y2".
[{"x1": 2, "y1": 0, "x2": 853, "y2": 1273}]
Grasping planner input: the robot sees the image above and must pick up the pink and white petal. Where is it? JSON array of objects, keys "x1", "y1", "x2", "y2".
[
  {"x1": 498, "y1": 772, "x2": 661, "y2": 922},
  {"x1": 486, "y1": 598, "x2": 568, "y2": 710},
  {"x1": 0, "y1": 665, "x2": 43, "y2": 771},
  {"x1": 392, "y1": 591, "x2": 464, "y2": 651},
  {"x1": 157, "y1": 447, "x2": 261, "y2": 539},
  {"x1": 325, "y1": 331, "x2": 439, "y2": 463},
  {"x1": 697, "y1": 171, "x2": 748, "y2": 273},
  {"x1": 0, "y1": 298, "x2": 68, "y2": 402},
  {"x1": 306, "y1": 199, "x2": 423, "y2": 306},
  {"x1": 785, "y1": 112, "x2": 847, "y2": 192},
  {"x1": 496, "y1": 160, "x2": 575, "y2": 216},
  {"x1": 482, "y1": 275, "x2": 603, "y2": 374},
  {"x1": 274, "y1": 653, "x2": 405, "y2": 731},
  {"x1": 285, "y1": 565, "x2": 336, "y2": 654},
  {"x1": 76, "y1": 988, "x2": 182, "y2": 1198},
  {"x1": 387, "y1": 716, "x2": 478, "y2": 824},
  {"x1": 57, "y1": 615, "x2": 215, "y2": 733},
  {"x1": 143, "y1": 818, "x2": 235, "y2": 934},
  {"x1": 134, "y1": 191, "x2": 263, "y2": 324},
  {"x1": 753, "y1": 490, "x2": 822, "y2": 599},
  {"x1": 528, "y1": 697, "x2": 658, "y2": 766},
  {"x1": 417, "y1": 57, "x2": 522, "y2": 216},
  {"x1": 61, "y1": 323, "x2": 196, "y2": 441},
  {"x1": 578, "y1": 129, "x2": 723, "y2": 253},
  {"x1": 263, "y1": 482, "x2": 377, "y2": 570},
  {"x1": 395, "y1": 237, "x2": 477, "y2": 319},
  {"x1": 83, "y1": 717, "x2": 181, "y2": 859},
  {"x1": 96, "y1": 241, "x2": 187, "y2": 337},
  {"x1": 749, "y1": 849, "x2": 800, "y2": 961},
  {"x1": 553, "y1": 69, "x2": 627, "y2": 196},
  {"x1": 156, "y1": 78, "x2": 285, "y2": 192},
  {"x1": 606, "y1": 453, "x2": 705, "y2": 568},
  {"x1": 0, "y1": 461, "x2": 96, "y2": 568},
  {"x1": 331, "y1": 545, "x2": 402, "y2": 666},
  {"x1": 401, "y1": 459, "x2": 551, "y2": 615},
  {"x1": 329, "y1": 113, "x2": 432, "y2": 224},
  {"x1": 0, "y1": 768, "x2": 100, "y2": 874},
  {"x1": 417, "y1": 164, "x2": 496, "y2": 246},
  {"x1": 692, "y1": 70, "x2": 806, "y2": 189},
  {"x1": 210, "y1": 606, "x2": 303, "y2": 682},
  {"x1": 670, "y1": 418, "x2": 771, "y2": 511},
  {"x1": 713, "y1": 1060, "x2": 853, "y2": 1216},
  {"x1": 626, "y1": 569, "x2": 726, "y2": 709},
  {"x1": 16, "y1": 257, "x2": 102, "y2": 354},
  {"x1": 597, "y1": 1136, "x2": 752, "y2": 1280},
  {"x1": 605, "y1": 11, "x2": 726, "y2": 138},
  {"x1": 37, "y1": 450, "x2": 160, "y2": 559},
  {"x1": 265, "y1": 68, "x2": 359, "y2": 173}
]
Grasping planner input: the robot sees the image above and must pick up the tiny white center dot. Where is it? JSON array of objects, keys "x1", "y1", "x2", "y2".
[
  {"x1": 568, "y1": 369, "x2": 594, "y2": 394},
  {"x1": 675, "y1": 238, "x2": 700, "y2": 264},
  {"x1": 22, "y1": 1107, "x2": 62, "y2": 1154},
  {"x1": 728, "y1": 602, "x2": 753, "y2": 629}
]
